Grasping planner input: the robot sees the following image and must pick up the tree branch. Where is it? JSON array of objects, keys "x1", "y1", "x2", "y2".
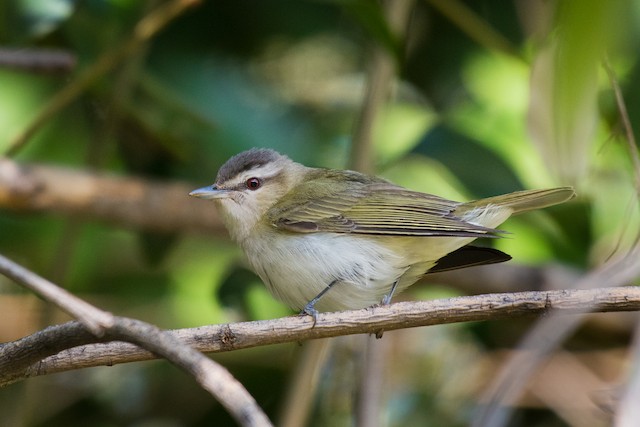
[
  {"x1": 6, "y1": 0, "x2": 200, "y2": 156},
  {"x1": 0, "y1": 254, "x2": 271, "y2": 427},
  {"x1": 0, "y1": 158, "x2": 226, "y2": 234},
  {"x1": 0, "y1": 254, "x2": 114, "y2": 335},
  {"x1": 101, "y1": 317, "x2": 272, "y2": 427},
  {"x1": 2, "y1": 286, "x2": 639, "y2": 387}
]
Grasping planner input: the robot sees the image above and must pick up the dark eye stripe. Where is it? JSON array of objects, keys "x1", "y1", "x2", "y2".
[{"x1": 226, "y1": 170, "x2": 283, "y2": 191}]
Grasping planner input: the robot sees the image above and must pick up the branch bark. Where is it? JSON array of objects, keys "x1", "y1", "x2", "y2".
[{"x1": 2, "y1": 286, "x2": 639, "y2": 387}]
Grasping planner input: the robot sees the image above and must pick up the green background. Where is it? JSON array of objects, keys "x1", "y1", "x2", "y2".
[{"x1": 1, "y1": 1, "x2": 639, "y2": 426}]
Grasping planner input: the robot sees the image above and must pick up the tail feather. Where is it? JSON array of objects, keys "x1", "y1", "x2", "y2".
[
  {"x1": 459, "y1": 187, "x2": 576, "y2": 215},
  {"x1": 428, "y1": 246, "x2": 511, "y2": 273}
]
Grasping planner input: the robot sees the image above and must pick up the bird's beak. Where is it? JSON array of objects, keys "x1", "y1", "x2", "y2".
[{"x1": 189, "y1": 185, "x2": 232, "y2": 200}]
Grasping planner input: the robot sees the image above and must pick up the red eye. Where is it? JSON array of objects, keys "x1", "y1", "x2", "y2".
[{"x1": 246, "y1": 177, "x2": 261, "y2": 190}]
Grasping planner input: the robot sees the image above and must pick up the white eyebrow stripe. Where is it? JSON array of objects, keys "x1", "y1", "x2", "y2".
[{"x1": 239, "y1": 163, "x2": 282, "y2": 181}]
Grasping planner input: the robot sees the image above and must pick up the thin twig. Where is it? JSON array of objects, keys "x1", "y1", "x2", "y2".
[
  {"x1": 602, "y1": 57, "x2": 640, "y2": 193},
  {"x1": 2, "y1": 286, "x2": 640, "y2": 388},
  {"x1": 350, "y1": 0, "x2": 414, "y2": 173},
  {"x1": 6, "y1": 0, "x2": 200, "y2": 156},
  {"x1": 425, "y1": 0, "x2": 520, "y2": 58}
]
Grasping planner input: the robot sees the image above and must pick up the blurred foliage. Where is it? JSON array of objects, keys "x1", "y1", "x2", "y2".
[{"x1": 1, "y1": 0, "x2": 640, "y2": 426}]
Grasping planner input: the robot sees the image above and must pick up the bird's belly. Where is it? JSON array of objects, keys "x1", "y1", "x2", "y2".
[{"x1": 241, "y1": 232, "x2": 412, "y2": 312}]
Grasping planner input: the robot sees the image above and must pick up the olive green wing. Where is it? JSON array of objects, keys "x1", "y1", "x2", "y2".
[{"x1": 267, "y1": 176, "x2": 500, "y2": 237}]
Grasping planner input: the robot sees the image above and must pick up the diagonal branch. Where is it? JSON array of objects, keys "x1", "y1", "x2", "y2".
[
  {"x1": 425, "y1": 0, "x2": 520, "y2": 58},
  {"x1": 6, "y1": 0, "x2": 200, "y2": 156},
  {"x1": 602, "y1": 57, "x2": 640, "y2": 193},
  {"x1": 0, "y1": 254, "x2": 113, "y2": 335},
  {"x1": 0, "y1": 254, "x2": 271, "y2": 427}
]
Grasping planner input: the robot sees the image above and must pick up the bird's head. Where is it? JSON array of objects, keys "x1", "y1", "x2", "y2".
[{"x1": 190, "y1": 148, "x2": 305, "y2": 241}]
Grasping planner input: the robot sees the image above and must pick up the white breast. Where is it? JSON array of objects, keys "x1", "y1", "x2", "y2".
[{"x1": 241, "y1": 230, "x2": 409, "y2": 312}]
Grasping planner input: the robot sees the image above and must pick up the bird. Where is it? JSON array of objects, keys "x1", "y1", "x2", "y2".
[{"x1": 190, "y1": 148, "x2": 575, "y2": 318}]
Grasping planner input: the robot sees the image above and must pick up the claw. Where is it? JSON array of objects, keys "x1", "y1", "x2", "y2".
[
  {"x1": 300, "y1": 303, "x2": 319, "y2": 327},
  {"x1": 299, "y1": 279, "x2": 338, "y2": 328}
]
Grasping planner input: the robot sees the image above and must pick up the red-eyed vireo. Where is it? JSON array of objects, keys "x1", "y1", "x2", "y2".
[{"x1": 190, "y1": 148, "x2": 575, "y2": 318}]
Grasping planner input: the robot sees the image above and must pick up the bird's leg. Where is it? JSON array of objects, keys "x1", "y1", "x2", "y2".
[
  {"x1": 300, "y1": 279, "x2": 338, "y2": 326},
  {"x1": 376, "y1": 280, "x2": 399, "y2": 339},
  {"x1": 380, "y1": 280, "x2": 399, "y2": 306}
]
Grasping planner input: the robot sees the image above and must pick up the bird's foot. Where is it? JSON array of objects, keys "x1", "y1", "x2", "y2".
[
  {"x1": 299, "y1": 279, "x2": 338, "y2": 328},
  {"x1": 380, "y1": 293, "x2": 393, "y2": 306},
  {"x1": 300, "y1": 303, "x2": 319, "y2": 327},
  {"x1": 374, "y1": 281, "x2": 399, "y2": 338}
]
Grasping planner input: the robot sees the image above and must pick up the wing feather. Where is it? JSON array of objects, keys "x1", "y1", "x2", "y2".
[{"x1": 266, "y1": 170, "x2": 501, "y2": 237}]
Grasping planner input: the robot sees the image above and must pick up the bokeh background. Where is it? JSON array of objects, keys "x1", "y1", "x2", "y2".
[{"x1": 1, "y1": 0, "x2": 639, "y2": 426}]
